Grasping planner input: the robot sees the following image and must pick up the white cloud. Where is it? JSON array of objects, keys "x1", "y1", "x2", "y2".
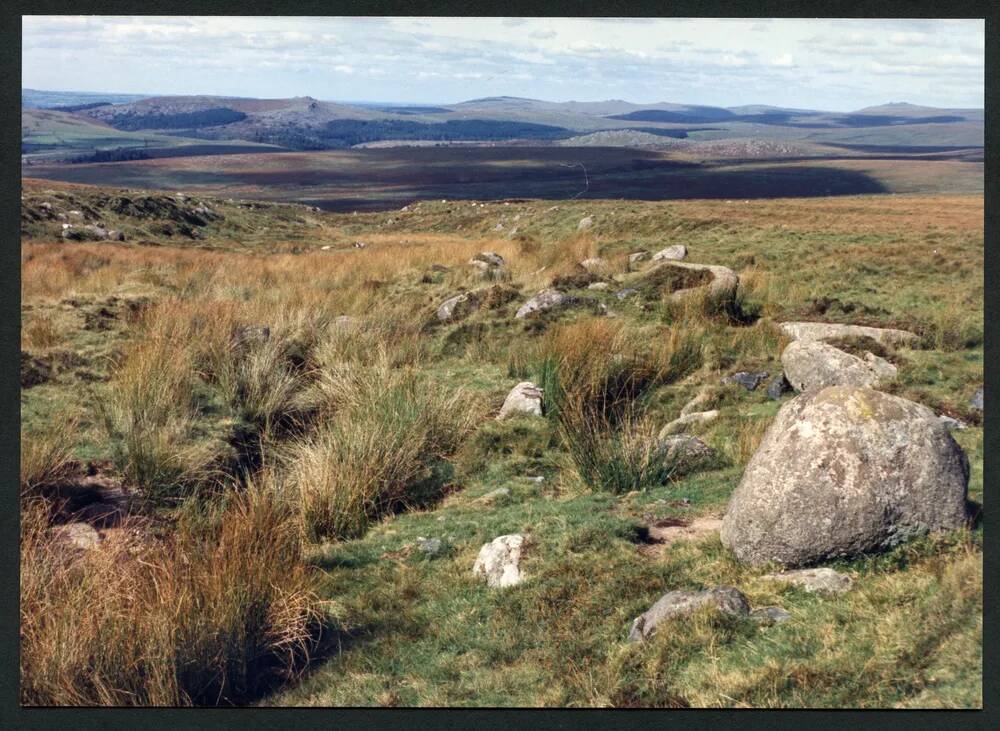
[{"x1": 770, "y1": 53, "x2": 794, "y2": 67}]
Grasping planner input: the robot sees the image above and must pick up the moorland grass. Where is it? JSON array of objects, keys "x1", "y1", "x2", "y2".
[{"x1": 19, "y1": 181, "x2": 983, "y2": 707}]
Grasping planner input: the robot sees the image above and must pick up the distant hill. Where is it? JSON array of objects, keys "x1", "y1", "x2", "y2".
[
  {"x1": 22, "y1": 87, "x2": 152, "y2": 109},
  {"x1": 22, "y1": 90, "x2": 984, "y2": 153}
]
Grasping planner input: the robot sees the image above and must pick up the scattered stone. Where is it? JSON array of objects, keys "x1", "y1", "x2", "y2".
[
  {"x1": 498, "y1": 381, "x2": 544, "y2": 419},
  {"x1": 492, "y1": 222, "x2": 504, "y2": 232},
  {"x1": 628, "y1": 250, "x2": 650, "y2": 268},
  {"x1": 658, "y1": 410, "x2": 719, "y2": 438},
  {"x1": 479, "y1": 487, "x2": 511, "y2": 504},
  {"x1": 628, "y1": 587, "x2": 750, "y2": 642},
  {"x1": 472, "y1": 252, "x2": 505, "y2": 268},
  {"x1": 720, "y1": 386, "x2": 971, "y2": 567},
  {"x1": 970, "y1": 387, "x2": 983, "y2": 411},
  {"x1": 320, "y1": 245, "x2": 332, "y2": 251},
  {"x1": 722, "y1": 371, "x2": 770, "y2": 391},
  {"x1": 781, "y1": 340, "x2": 896, "y2": 392},
  {"x1": 354, "y1": 241, "x2": 367, "y2": 249},
  {"x1": 615, "y1": 288, "x2": 638, "y2": 300},
  {"x1": 578, "y1": 216, "x2": 594, "y2": 231},
  {"x1": 588, "y1": 282, "x2": 610, "y2": 291},
  {"x1": 779, "y1": 322, "x2": 919, "y2": 348},
  {"x1": 651, "y1": 244, "x2": 687, "y2": 262},
  {"x1": 643, "y1": 261, "x2": 738, "y2": 303},
  {"x1": 761, "y1": 568, "x2": 853, "y2": 594},
  {"x1": 515, "y1": 289, "x2": 579, "y2": 319},
  {"x1": 655, "y1": 434, "x2": 715, "y2": 471},
  {"x1": 436, "y1": 292, "x2": 477, "y2": 323},
  {"x1": 579, "y1": 257, "x2": 607, "y2": 273},
  {"x1": 415, "y1": 537, "x2": 444, "y2": 557},
  {"x1": 766, "y1": 374, "x2": 793, "y2": 400},
  {"x1": 106, "y1": 229, "x2": 125, "y2": 242},
  {"x1": 646, "y1": 516, "x2": 723, "y2": 545},
  {"x1": 50, "y1": 522, "x2": 101, "y2": 551},
  {"x1": 750, "y1": 606, "x2": 791, "y2": 624},
  {"x1": 473, "y1": 534, "x2": 526, "y2": 588}
]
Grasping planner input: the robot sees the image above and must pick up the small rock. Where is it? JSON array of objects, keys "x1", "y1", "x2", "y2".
[
  {"x1": 628, "y1": 587, "x2": 750, "y2": 642},
  {"x1": 515, "y1": 289, "x2": 578, "y2": 319},
  {"x1": 655, "y1": 434, "x2": 715, "y2": 472},
  {"x1": 472, "y1": 251, "x2": 505, "y2": 268},
  {"x1": 320, "y1": 245, "x2": 332, "y2": 251},
  {"x1": 750, "y1": 606, "x2": 791, "y2": 624},
  {"x1": 415, "y1": 537, "x2": 443, "y2": 556},
  {"x1": 658, "y1": 410, "x2": 719, "y2": 438},
  {"x1": 498, "y1": 381, "x2": 543, "y2": 419},
  {"x1": 722, "y1": 371, "x2": 770, "y2": 391},
  {"x1": 651, "y1": 244, "x2": 687, "y2": 262},
  {"x1": 970, "y1": 387, "x2": 983, "y2": 411},
  {"x1": 615, "y1": 288, "x2": 638, "y2": 300},
  {"x1": 473, "y1": 534, "x2": 526, "y2": 588},
  {"x1": 628, "y1": 250, "x2": 650, "y2": 268},
  {"x1": 588, "y1": 282, "x2": 610, "y2": 291},
  {"x1": 479, "y1": 487, "x2": 511, "y2": 504},
  {"x1": 762, "y1": 568, "x2": 853, "y2": 594},
  {"x1": 50, "y1": 522, "x2": 101, "y2": 551},
  {"x1": 578, "y1": 216, "x2": 594, "y2": 231},
  {"x1": 493, "y1": 223, "x2": 504, "y2": 232},
  {"x1": 579, "y1": 257, "x2": 606, "y2": 273},
  {"x1": 766, "y1": 374, "x2": 793, "y2": 400}
]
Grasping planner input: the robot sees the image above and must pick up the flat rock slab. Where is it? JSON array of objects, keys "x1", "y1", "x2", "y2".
[
  {"x1": 49, "y1": 522, "x2": 101, "y2": 551},
  {"x1": 779, "y1": 321, "x2": 919, "y2": 348},
  {"x1": 761, "y1": 568, "x2": 853, "y2": 594},
  {"x1": 647, "y1": 516, "x2": 723, "y2": 545},
  {"x1": 781, "y1": 339, "x2": 896, "y2": 392},
  {"x1": 497, "y1": 381, "x2": 543, "y2": 420},
  {"x1": 750, "y1": 606, "x2": 791, "y2": 624},
  {"x1": 650, "y1": 261, "x2": 738, "y2": 302},
  {"x1": 473, "y1": 534, "x2": 526, "y2": 588},
  {"x1": 628, "y1": 587, "x2": 750, "y2": 641}
]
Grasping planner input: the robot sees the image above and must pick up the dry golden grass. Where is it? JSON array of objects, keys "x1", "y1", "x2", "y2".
[{"x1": 20, "y1": 487, "x2": 322, "y2": 706}]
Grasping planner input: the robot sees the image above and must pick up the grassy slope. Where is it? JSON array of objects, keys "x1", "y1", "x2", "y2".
[
  {"x1": 20, "y1": 179, "x2": 982, "y2": 707},
  {"x1": 21, "y1": 109, "x2": 282, "y2": 163}
]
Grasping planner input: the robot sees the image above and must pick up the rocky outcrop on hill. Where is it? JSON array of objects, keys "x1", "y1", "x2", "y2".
[{"x1": 720, "y1": 385, "x2": 970, "y2": 567}]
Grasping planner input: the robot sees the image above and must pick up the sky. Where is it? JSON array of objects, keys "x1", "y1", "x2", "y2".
[{"x1": 22, "y1": 16, "x2": 985, "y2": 110}]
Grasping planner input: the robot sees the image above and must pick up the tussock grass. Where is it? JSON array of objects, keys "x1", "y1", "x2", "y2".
[
  {"x1": 20, "y1": 488, "x2": 322, "y2": 706},
  {"x1": 285, "y1": 363, "x2": 481, "y2": 541},
  {"x1": 20, "y1": 416, "x2": 79, "y2": 501},
  {"x1": 98, "y1": 327, "x2": 219, "y2": 501},
  {"x1": 536, "y1": 320, "x2": 702, "y2": 492}
]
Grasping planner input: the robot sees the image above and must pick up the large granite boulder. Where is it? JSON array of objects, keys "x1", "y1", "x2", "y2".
[
  {"x1": 781, "y1": 339, "x2": 896, "y2": 392},
  {"x1": 720, "y1": 386, "x2": 970, "y2": 567}
]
